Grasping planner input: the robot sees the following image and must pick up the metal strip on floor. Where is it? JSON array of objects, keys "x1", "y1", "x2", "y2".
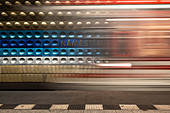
[
  {"x1": 32, "y1": 104, "x2": 52, "y2": 110},
  {"x1": 67, "y1": 105, "x2": 85, "y2": 110},
  {"x1": 137, "y1": 105, "x2": 157, "y2": 110},
  {"x1": 103, "y1": 105, "x2": 121, "y2": 110},
  {"x1": 0, "y1": 104, "x2": 18, "y2": 109}
]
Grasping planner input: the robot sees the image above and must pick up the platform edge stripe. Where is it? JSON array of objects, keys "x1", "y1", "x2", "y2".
[
  {"x1": 68, "y1": 104, "x2": 85, "y2": 110},
  {"x1": 0, "y1": 104, "x2": 18, "y2": 109},
  {"x1": 14, "y1": 104, "x2": 36, "y2": 109},
  {"x1": 50, "y1": 104, "x2": 69, "y2": 110},
  {"x1": 137, "y1": 105, "x2": 157, "y2": 110},
  {"x1": 119, "y1": 104, "x2": 139, "y2": 110},
  {"x1": 85, "y1": 104, "x2": 103, "y2": 110},
  {"x1": 32, "y1": 104, "x2": 52, "y2": 109},
  {"x1": 154, "y1": 105, "x2": 170, "y2": 110}
]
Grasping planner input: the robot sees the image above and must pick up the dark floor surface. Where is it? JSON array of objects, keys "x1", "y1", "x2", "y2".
[{"x1": 0, "y1": 91, "x2": 170, "y2": 105}]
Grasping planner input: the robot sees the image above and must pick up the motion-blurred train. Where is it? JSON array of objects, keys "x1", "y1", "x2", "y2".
[{"x1": 1, "y1": 0, "x2": 170, "y2": 90}]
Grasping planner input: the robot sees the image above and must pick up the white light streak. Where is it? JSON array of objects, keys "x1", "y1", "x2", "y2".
[
  {"x1": 106, "y1": 18, "x2": 170, "y2": 21},
  {"x1": 97, "y1": 63, "x2": 132, "y2": 67}
]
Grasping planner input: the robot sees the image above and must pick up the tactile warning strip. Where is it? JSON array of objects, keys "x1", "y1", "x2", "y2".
[
  {"x1": 50, "y1": 104, "x2": 69, "y2": 110},
  {"x1": 85, "y1": 104, "x2": 103, "y2": 109},
  {"x1": 120, "y1": 104, "x2": 139, "y2": 110},
  {"x1": 0, "y1": 104, "x2": 168, "y2": 110},
  {"x1": 154, "y1": 105, "x2": 170, "y2": 110},
  {"x1": 14, "y1": 104, "x2": 35, "y2": 109}
]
